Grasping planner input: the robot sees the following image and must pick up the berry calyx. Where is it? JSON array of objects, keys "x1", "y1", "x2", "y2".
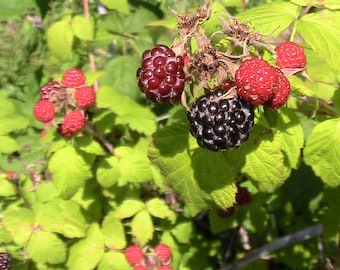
[
  {"x1": 40, "y1": 80, "x2": 62, "y2": 100},
  {"x1": 187, "y1": 88, "x2": 254, "y2": 151},
  {"x1": 275, "y1": 41, "x2": 306, "y2": 69},
  {"x1": 236, "y1": 186, "x2": 252, "y2": 206},
  {"x1": 33, "y1": 100, "x2": 55, "y2": 123},
  {"x1": 124, "y1": 245, "x2": 144, "y2": 265},
  {"x1": 61, "y1": 68, "x2": 86, "y2": 87},
  {"x1": 0, "y1": 252, "x2": 11, "y2": 270},
  {"x1": 62, "y1": 111, "x2": 85, "y2": 134},
  {"x1": 265, "y1": 68, "x2": 291, "y2": 109},
  {"x1": 137, "y1": 44, "x2": 185, "y2": 103},
  {"x1": 75, "y1": 86, "x2": 96, "y2": 109},
  {"x1": 154, "y1": 244, "x2": 172, "y2": 263},
  {"x1": 235, "y1": 58, "x2": 278, "y2": 105}
]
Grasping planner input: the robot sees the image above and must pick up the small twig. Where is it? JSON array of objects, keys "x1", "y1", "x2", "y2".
[
  {"x1": 86, "y1": 124, "x2": 115, "y2": 155},
  {"x1": 221, "y1": 224, "x2": 323, "y2": 270}
]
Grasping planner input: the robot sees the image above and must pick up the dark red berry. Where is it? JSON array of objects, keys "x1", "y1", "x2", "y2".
[
  {"x1": 216, "y1": 207, "x2": 235, "y2": 218},
  {"x1": 0, "y1": 252, "x2": 11, "y2": 270},
  {"x1": 40, "y1": 80, "x2": 62, "y2": 100},
  {"x1": 137, "y1": 44, "x2": 185, "y2": 103},
  {"x1": 236, "y1": 186, "x2": 252, "y2": 206}
]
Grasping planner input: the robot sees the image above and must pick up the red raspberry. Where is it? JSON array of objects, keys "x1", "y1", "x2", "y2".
[
  {"x1": 154, "y1": 244, "x2": 172, "y2": 263},
  {"x1": 57, "y1": 123, "x2": 73, "y2": 138},
  {"x1": 33, "y1": 100, "x2": 55, "y2": 123},
  {"x1": 137, "y1": 44, "x2": 185, "y2": 103},
  {"x1": 61, "y1": 68, "x2": 86, "y2": 87},
  {"x1": 235, "y1": 58, "x2": 278, "y2": 105},
  {"x1": 75, "y1": 86, "x2": 96, "y2": 109},
  {"x1": 265, "y1": 68, "x2": 291, "y2": 109},
  {"x1": 124, "y1": 245, "x2": 144, "y2": 265},
  {"x1": 6, "y1": 171, "x2": 17, "y2": 180},
  {"x1": 40, "y1": 80, "x2": 62, "y2": 100},
  {"x1": 236, "y1": 186, "x2": 252, "y2": 206},
  {"x1": 275, "y1": 41, "x2": 306, "y2": 69},
  {"x1": 133, "y1": 266, "x2": 147, "y2": 270},
  {"x1": 159, "y1": 266, "x2": 173, "y2": 270},
  {"x1": 62, "y1": 111, "x2": 85, "y2": 134},
  {"x1": 216, "y1": 206, "x2": 235, "y2": 218}
]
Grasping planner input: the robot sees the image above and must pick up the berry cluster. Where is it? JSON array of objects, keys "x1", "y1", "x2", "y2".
[
  {"x1": 33, "y1": 68, "x2": 96, "y2": 137},
  {"x1": 124, "y1": 244, "x2": 172, "y2": 270},
  {"x1": 0, "y1": 252, "x2": 11, "y2": 270},
  {"x1": 136, "y1": 2, "x2": 307, "y2": 152},
  {"x1": 216, "y1": 186, "x2": 252, "y2": 219}
]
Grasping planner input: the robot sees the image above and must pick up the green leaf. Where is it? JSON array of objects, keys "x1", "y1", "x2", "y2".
[
  {"x1": 288, "y1": 76, "x2": 315, "y2": 97},
  {"x1": 131, "y1": 209, "x2": 153, "y2": 246},
  {"x1": 97, "y1": 251, "x2": 131, "y2": 270},
  {"x1": 204, "y1": 2, "x2": 228, "y2": 36},
  {"x1": 0, "y1": 176, "x2": 17, "y2": 197},
  {"x1": 209, "y1": 209, "x2": 237, "y2": 235},
  {"x1": 96, "y1": 156, "x2": 120, "y2": 188},
  {"x1": 304, "y1": 118, "x2": 340, "y2": 187},
  {"x1": 171, "y1": 222, "x2": 193, "y2": 244},
  {"x1": 100, "y1": 0, "x2": 130, "y2": 14},
  {"x1": 291, "y1": 0, "x2": 340, "y2": 9},
  {"x1": 0, "y1": 115, "x2": 29, "y2": 135},
  {"x1": 35, "y1": 182, "x2": 59, "y2": 203},
  {"x1": 115, "y1": 199, "x2": 145, "y2": 219},
  {"x1": 48, "y1": 146, "x2": 93, "y2": 199},
  {"x1": 47, "y1": 20, "x2": 74, "y2": 61},
  {"x1": 75, "y1": 137, "x2": 107, "y2": 156},
  {"x1": 35, "y1": 199, "x2": 87, "y2": 238},
  {"x1": 297, "y1": 10, "x2": 340, "y2": 72},
  {"x1": 113, "y1": 142, "x2": 153, "y2": 185},
  {"x1": 99, "y1": 55, "x2": 141, "y2": 100},
  {"x1": 2, "y1": 207, "x2": 34, "y2": 246},
  {"x1": 0, "y1": 136, "x2": 22, "y2": 153},
  {"x1": 96, "y1": 86, "x2": 157, "y2": 135},
  {"x1": 236, "y1": 2, "x2": 299, "y2": 37},
  {"x1": 0, "y1": 0, "x2": 36, "y2": 20},
  {"x1": 101, "y1": 212, "x2": 126, "y2": 249},
  {"x1": 26, "y1": 231, "x2": 66, "y2": 264},
  {"x1": 278, "y1": 108, "x2": 304, "y2": 169},
  {"x1": 71, "y1": 15, "x2": 94, "y2": 41},
  {"x1": 146, "y1": 198, "x2": 173, "y2": 219},
  {"x1": 149, "y1": 110, "x2": 210, "y2": 216},
  {"x1": 236, "y1": 127, "x2": 291, "y2": 192},
  {"x1": 67, "y1": 223, "x2": 105, "y2": 270},
  {"x1": 191, "y1": 149, "x2": 237, "y2": 209}
]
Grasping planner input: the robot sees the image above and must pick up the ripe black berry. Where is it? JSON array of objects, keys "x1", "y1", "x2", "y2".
[
  {"x1": 187, "y1": 88, "x2": 254, "y2": 151},
  {"x1": 137, "y1": 44, "x2": 185, "y2": 103},
  {"x1": 0, "y1": 252, "x2": 12, "y2": 270}
]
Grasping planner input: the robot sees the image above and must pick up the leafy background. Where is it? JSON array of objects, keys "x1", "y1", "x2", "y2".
[{"x1": 0, "y1": 0, "x2": 339, "y2": 269}]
